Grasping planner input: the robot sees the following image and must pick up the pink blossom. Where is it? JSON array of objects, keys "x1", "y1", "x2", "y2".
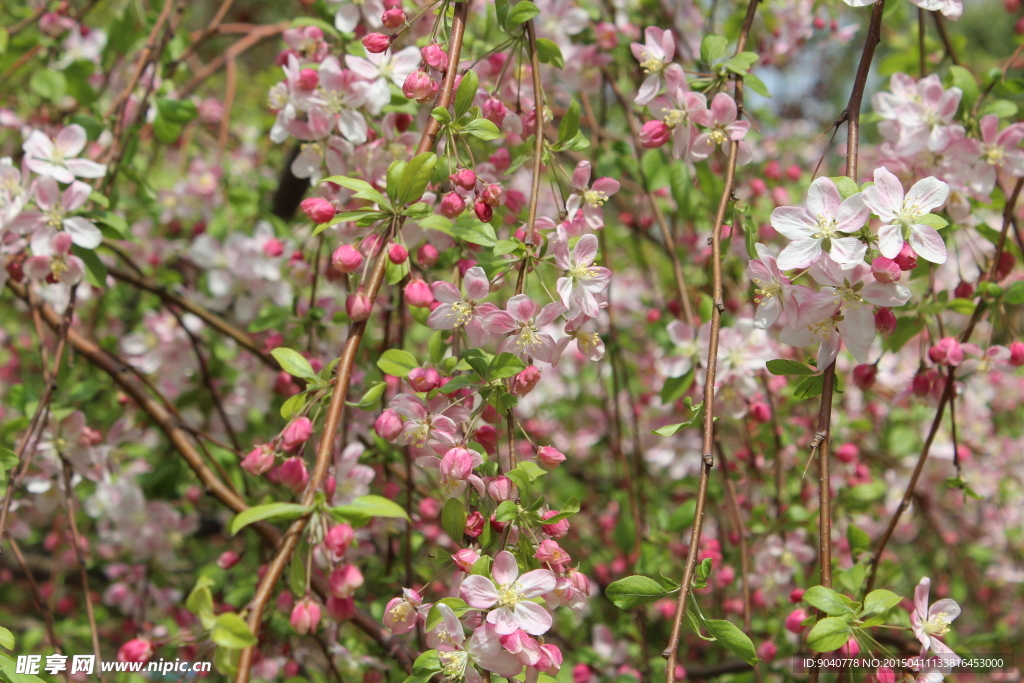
[
  {"x1": 328, "y1": 564, "x2": 364, "y2": 598},
  {"x1": 13, "y1": 178, "x2": 102, "y2": 249},
  {"x1": 541, "y1": 511, "x2": 570, "y2": 538},
  {"x1": 565, "y1": 161, "x2": 620, "y2": 232},
  {"x1": 630, "y1": 27, "x2": 676, "y2": 105},
  {"x1": 640, "y1": 120, "x2": 671, "y2": 148},
  {"x1": 324, "y1": 523, "x2": 355, "y2": 559},
  {"x1": 910, "y1": 577, "x2": 961, "y2": 658},
  {"x1": 383, "y1": 588, "x2": 423, "y2": 634},
  {"x1": 485, "y1": 295, "x2": 565, "y2": 364},
  {"x1": 23, "y1": 125, "x2": 107, "y2": 183},
  {"x1": 24, "y1": 231, "x2": 83, "y2": 284},
  {"x1": 332, "y1": 244, "x2": 363, "y2": 273},
  {"x1": 747, "y1": 242, "x2": 807, "y2": 328},
  {"x1": 537, "y1": 446, "x2": 566, "y2": 469},
  {"x1": 691, "y1": 93, "x2": 751, "y2": 165},
  {"x1": 460, "y1": 550, "x2": 557, "y2": 635},
  {"x1": 770, "y1": 177, "x2": 869, "y2": 269},
  {"x1": 389, "y1": 394, "x2": 457, "y2": 447},
  {"x1": 279, "y1": 457, "x2": 310, "y2": 494},
  {"x1": 862, "y1": 167, "x2": 949, "y2": 264},
  {"x1": 290, "y1": 597, "x2": 321, "y2": 635},
  {"x1": 300, "y1": 197, "x2": 336, "y2": 223},
  {"x1": 328, "y1": 0, "x2": 385, "y2": 33},
  {"x1": 929, "y1": 337, "x2": 964, "y2": 366},
  {"x1": 428, "y1": 266, "x2": 497, "y2": 346},
  {"x1": 648, "y1": 64, "x2": 708, "y2": 160},
  {"x1": 374, "y1": 409, "x2": 404, "y2": 441},
  {"x1": 429, "y1": 604, "x2": 523, "y2": 679},
  {"x1": 452, "y1": 548, "x2": 480, "y2": 572},
  {"x1": 511, "y1": 365, "x2": 542, "y2": 396},
  {"x1": 534, "y1": 539, "x2": 571, "y2": 568},
  {"x1": 241, "y1": 445, "x2": 276, "y2": 476},
  {"x1": 553, "y1": 233, "x2": 611, "y2": 317},
  {"x1": 973, "y1": 115, "x2": 1024, "y2": 194},
  {"x1": 405, "y1": 278, "x2": 435, "y2": 307},
  {"x1": 117, "y1": 638, "x2": 153, "y2": 663}
]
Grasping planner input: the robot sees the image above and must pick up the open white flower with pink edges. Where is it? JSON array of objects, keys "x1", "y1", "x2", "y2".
[
  {"x1": 460, "y1": 550, "x2": 557, "y2": 635},
  {"x1": 910, "y1": 577, "x2": 961, "y2": 660},
  {"x1": 771, "y1": 177, "x2": 869, "y2": 270},
  {"x1": 862, "y1": 167, "x2": 949, "y2": 265},
  {"x1": 23, "y1": 124, "x2": 107, "y2": 183}
]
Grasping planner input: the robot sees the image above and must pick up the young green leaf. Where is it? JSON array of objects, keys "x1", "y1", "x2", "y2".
[
  {"x1": 211, "y1": 613, "x2": 259, "y2": 649},
  {"x1": 228, "y1": 503, "x2": 313, "y2": 535},
  {"x1": 803, "y1": 585, "x2": 857, "y2": 616},
  {"x1": 455, "y1": 70, "x2": 479, "y2": 119},
  {"x1": 806, "y1": 616, "x2": 854, "y2": 652},
  {"x1": 441, "y1": 497, "x2": 467, "y2": 543},
  {"x1": 377, "y1": 349, "x2": 419, "y2": 377},
  {"x1": 766, "y1": 359, "x2": 815, "y2": 376},
  {"x1": 605, "y1": 575, "x2": 670, "y2": 610},
  {"x1": 271, "y1": 348, "x2": 316, "y2": 380},
  {"x1": 862, "y1": 589, "x2": 901, "y2": 616},
  {"x1": 703, "y1": 619, "x2": 760, "y2": 665}
]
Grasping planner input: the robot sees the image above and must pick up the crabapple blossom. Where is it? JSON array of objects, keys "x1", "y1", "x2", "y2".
[
  {"x1": 862, "y1": 167, "x2": 950, "y2": 264},
  {"x1": 747, "y1": 242, "x2": 807, "y2": 328},
  {"x1": 564, "y1": 161, "x2": 620, "y2": 232},
  {"x1": 630, "y1": 27, "x2": 676, "y2": 105},
  {"x1": 911, "y1": 578, "x2": 961, "y2": 658},
  {"x1": 22, "y1": 125, "x2": 107, "y2": 183},
  {"x1": 428, "y1": 266, "x2": 498, "y2": 346},
  {"x1": 648, "y1": 64, "x2": 708, "y2": 160},
  {"x1": 553, "y1": 233, "x2": 611, "y2": 318},
  {"x1": 770, "y1": 177, "x2": 870, "y2": 269},
  {"x1": 690, "y1": 93, "x2": 751, "y2": 165},
  {"x1": 460, "y1": 551, "x2": 557, "y2": 635},
  {"x1": 13, "y1": 178, "x2": 102, "y2": 249},
  {"x1": 485, "y1": 295, "x2": 566, "y2": 364}
]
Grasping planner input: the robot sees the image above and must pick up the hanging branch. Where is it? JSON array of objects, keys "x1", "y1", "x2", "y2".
[
  {"x1": 865, "y1": 176, "x2": 1024, "y2": 593},
  {"x1": 233, "y1": 5, "x2": 471, "y2": 681},
  {"x1": 663, "y1": 0, "x2": 760, "y2": 679}
]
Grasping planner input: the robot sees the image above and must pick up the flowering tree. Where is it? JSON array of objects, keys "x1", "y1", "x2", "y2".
[{"x1": 1, "y1": 0, "x2": 1022, "y2": 682}]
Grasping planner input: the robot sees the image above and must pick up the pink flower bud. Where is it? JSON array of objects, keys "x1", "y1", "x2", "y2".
[
  {"x1": 464, "y1": 511, "x2": 485, "y2": 537},
  {"x1": 402, "y1": 70, "x2": 435, "y2": 101},
  {"x1": 534, "y1": 539, "x2": 571, "y2": 567},
  {"x1": 279, "y1": 457, "x2": 309, "y2": 494},
  {"x1": 487, "y1": 475, "x2": 516, "y2": 502},
  {"x1": 300, "y1": 197, "x2": 336, "y2": 224},
  {"x1": 874, "y1": 667, "x2": 896, "y2": 683},
  {"x1": 871, "y1": 256, "x2": 901, "y2": 283},
  {"x1": 388, "y1": 243, "x2": 409, "y2": 264},
  {"x1": 441, "y1": 447, "x2": 475, "y2": 481},
  {"x1": 241, "y1": 445, "x2": 276, "y2": 476},
  {"x1": 480, "y1": 183, "x2": 503, "y2": 206},
  {"x1": 332, "y1": 244, "x2": 363, "y2": 273},
  {"x1": 749, "y1": 178, "x2": 767, "y2": 197},
  {"x1": 475, "y1": 424, "x2": 498, "y2": 454},
  {"x1": 511, "y1": 365, "x2": 541, "y2": 396},
  {"x1": 440, "y1": 192, "x2": 466, "y2": 218},
  {"x1": 381, "y1": 8, "x2": 406, "y2": 28},
  {"x1": 290, "y1": 597, "x2": 321, "y2": 634},
  {"x1": 326, "y1": 596, "x2": 356, "y2": 622},
  {"x1": 374, "y1": 409, "x2": 404, "y2": 441},
  {"x1": 417, "y1": 243, "x2": 439, "y2": 267},
  {"x1": 874, "y1": 308, "x2": 896, "y2": 336},
  {"x1": 537, "y1": 445, "x2": 566, "y2": 469},
  {"x1": 452, "y1": 548, "x2": 479, "y2": 572},
  {"x1": 362, "y1": 33, "x2": 392, "y2": 54},
  {"x1": 405, "y1": 278, "x2": 434, "y2": 307},
  {"x1": 346, "y1": 291, "x2": 373, "y2": 321},
  {"x1": 324, "y1": 524, "x2": 355, "y2": 556},
  {"x1": 764, "y1": 160, "x2": 783, "y2": 181},
  {"x1": 757, "y1": 640, "x2": 778, "y2": 662},
  {"x1": 117, "y1": 638, "x2": 153, "y2": 664},
  {"x1": 929, "y1": 336, "x2": 964, "y2": 366},
  {"x1": 639, "y1": 120, "x2": 671, "y2": 148},
  {"x1": 836, "y1": 443, "x2": 859, "y2": 463},
  {"x1": 786, "y1": 164, "x2": 802, "y2": 181},
  {"x1": 749, "y1": 401, "x2": 771, "y2": 423},
  {"x1": 449, "y1": 168, "x2": 477, "y2": 190},
  {"x1": 893, "y1": 242, "x2": 918, "y2": 270},
  {"x1": 328, "y1": 564, "x2": 364, "y2": 598},
  {"x1": 954, "y1": 281, "x2": 974, "y2": 299},
  {"x1": 1009, "y1": 341, "x2": 1024, "y2": 366},
  {"x1": 421, "y1": 43, "x2": 448, "y2": 70},
  {"x1": 840, "y1": 637, "x2": 860, "y2": 656},
  {"x1": 853, "y1": 363, "x2": 876, "y2": 390},
  {"x1": 913, "y1": 370, "x2": 936, "y2": 397},
  {"x1": 217, "y1": 551, "x2": 241, "y2": 570},
  {"x1": 482, "y1": 97, "x2": 508, "y2": 126},
  {"x1": 541, "y1": 510, "x2": 570, "y2": 538},
  {"x1": 997, "y1": 251, "x2": 1016, "y2": 280},
  {"x1": 785, "y1": 608, "x2": 808, "y2": 633},
  {"x1": 789, "y1": 588, "x2": 805, "y2": 603},
  {"x1": 595, "y1": 22, "x2": 618, "y2": 49},
  {"x1": 297, "y1": 68, "x2": 319, "y2": 90},
  {"x1": 474, "y1": 200, "x2": 493, "y2": 222},
  {"x1": 538, "y1": 643, "x2": 563, "y2": 674},
  {"x1": 407, "y1": 367, "x2": 441, "y2": 392},
  {"x1": 282, "y1": 416, "x2": 313, "y2": 450},
  {"x1": 263, "y1": 237, "x2": 285, "y2": 257},
  {"x1": 324, "y1": 474, "x2": 336, "y2": 499}
]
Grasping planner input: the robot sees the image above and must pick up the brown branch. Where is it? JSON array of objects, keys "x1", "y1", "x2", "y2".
[
  {"x1": 233, "y1": 6, "x2": 472, "y2": 681},
  {"x1": 663, "y1": 1, "x2": 760, "y2": 678},
  {"x1": 178, "y1": 22, "x2": 290, "y2": 98},
  {"x1": 5, "y1": 535, "x2": 70, "y2": 682},
  {"x1": 932, "y1": 13, "x2": 961, "y2": 66},
  {"x1": 864, "y1": 176, "x2": 1024, "y2": 593}
]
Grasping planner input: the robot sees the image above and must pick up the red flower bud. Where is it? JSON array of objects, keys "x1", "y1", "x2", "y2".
[
  {"x1": 290, "y1": 597, "x2": 321, "y2": 634},
  {"x1": 300, "y1": 197, "x2": 336, "y2": 224},
  {"x1": 639, "y1": 120, "x2": 671, "y2": 148},
  {"x1": 346, "y1": 291, "x2": 373, "y2": 321},
  {"x1": 852, "y1": 363, "x2": 876, "y2": 390},
  {"x1": 893, "y1": 242, "x2": 918, "y2": 271},
  {"x1": 402, "y1": 70, "x2": 435, "y2": 101},
  {"x1": 381, "y1": 8, "x2": 406, "y2": 28},
  {"x1": 449, "y1": 168, "x2": 477, "y2": 190},
  {"x1": 871, "y1": 256, "x2": 901, "y2": 284},
  {"x1": 874, "y1": 308, "x2": 896, "y2": 336},
  {"x1": 473, "y1": 200, "x2": 493, "y2": 222},
  {"x1": 332, "y1": 244, "x2": 363, "y2": 273},
  {"x1": 440, "y1": 192, "x2": 466, "y2": 218},
  {"x1": 421, "y1": 43, "x2": 448, "y2": 70},
  {"x1": 279, "y1": 457, "x2": 310, "y2": 494},
  {"x1": 374, "y1": 409, "x2": 404, "y2": 441},
  {"x1": 417, "y1": 243, "x2": 439, "y2": 267},
  {"x1": 388, "y1": 243, "x2": 408, "y2": 264},
  {"x1": 404, "y1": 278, "x2": 434, "y2": 307},
  {"x1": 362, "y1": 33, "x2": 392, "y2": 54}
]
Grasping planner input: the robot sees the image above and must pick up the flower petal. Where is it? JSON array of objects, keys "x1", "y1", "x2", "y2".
[
  {"x1": 513, "y1": 601, "x2": 553, "y2": 636},
  {"x1": 909, "y1": 225, "x2": 947, "y2": 264},
  {"x1": 460, "y1": 575, "x2": 499, "y2": 609},
  {"x1": 492, "y1": 550, "x2": 519, "y2": 585}
]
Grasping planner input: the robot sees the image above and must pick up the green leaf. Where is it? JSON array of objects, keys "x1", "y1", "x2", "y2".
[
  {"x1": 543, "y1": 497, "x2": 580, "y2": 523},
  {"x1": 767, "y1": 359, "x2": 815, "y2": 376},
  {"x1": 152, "y1": 116, "x2": 183, "y2": 144},
  {"x1": 377, "y1": 349, "x2": 419, "y2": 377},
  {"x1": 0, "y1": 652, "x2": 48, "y2": 683},
  {"x1": 431, "y1": 107, "x2": 452, "y2": 124},
  {"x1": 700, "y1": 34, "x2": 729, "y2": 65},
  {"x1": 806, "y1": 617, "x2": 853, "y2": 652},
  {"x1": 211, "y1": 613, "x2": 259, "y2": 649},
  {"x1": 0, "y1": 626, "x2": 13, "y2": 650},
  {"x1": 793, "y1": 373, "x2": 825, "y2": 399},
  {"x1": 494, "y1": 500, "x2": 519, "y2": 522},
  {"x1": 703, "y1": 619, "x2": 760, "y2": 665},
  {"x1": 1004, "y1": 280, "x2": 1024, "y2": 305},
  {"x1": 89, "y1": 210, "x2": 129, "y2": 239},
  {"x1": 488, "y1": 352, "x2": 525, "y2": 380},
  {"x1": 29, "y1": 69, "x2": 67, "y2": 101},
  {"x1": 979, "y1": 99, "x2": 1018, "y2": 119},
  {"x1": 605, "y1": 575, "x2": 669, "y2": 610},
  {"x1": 387, "y1": 160, "x2": 406, "y2": 202},
  {"x1": 186, "y1": 578, "x2": 215, "y2": 616},
  {"x1": 847, "y1": 524, "x2": 871, "y2": 556},
  {"x1": 272, "y1": 348, "x2": 316, "y2": 380},
  {"x1": 71, "y1": 245, "x2": 107, "y2": 288},
  {"x1": 441, "y1": 498, "x2": 467, "y2": 543},
  {"x1": 279, "y1": 391, "x2": 306, "y2": 419},
  {"x1": 460, "y1": 118, "x2": 502, "y2": 141},
  {"x1": 156, "y1": 97, "x2": 199, "y2": 124},
  {"x1": 398, "y1": 152, "x2": 438, "y2": 205},
  {"x1": 830, "y1": 177, "x2": 860, "y2": 200},
  {"x1": 558, "y1": 99, "x2": 581, "y2": 145},
  {"x1": 451, "y1": 220, "x2": 497, "y2": 247},
  {"x1": 721, "y1": 52, "x2": 758, "y2": 75},
  {"x1": 948, "y1": 65, "x2": 979, "y2": 112},
  {"x1": 504, "y1": 0, "x2": 541, "y2": 31},
  {"x1": 290, "y1": 543, "x2": 307, "y2": 597},
  {"x1": 350, "y1": 381, "x2": 387, "y2": 409},
  {"x1": 744, "y1": 73, "x2": 771, "y2": 97},
  {"x1": 332, "y1": 494, "x2": 410, "y2": 522},
  {"x1": 228, "y1": 503, "x2": 312, "y2": 535},
  {"x1": 320, "y1": 176, "x2": 390, "y2": 208},
  {"x1": 862, "y1": 589, "x2": 901, "y2": 616},
  {"x1": 918, "y1": 214, "x2": 948, "y2": 230},
  {"x1": 413, "y1": 648, "x2": 442, "y2": 673},
  {"x1": 535, "y1": 38, "x2": 564, "y2": 69},
  {"x1": 455, "y1": 70, "x2": 479, "y2": 119},
  {"x1": 803, "y1": 585, "x2": 856, "y2": 616}
]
